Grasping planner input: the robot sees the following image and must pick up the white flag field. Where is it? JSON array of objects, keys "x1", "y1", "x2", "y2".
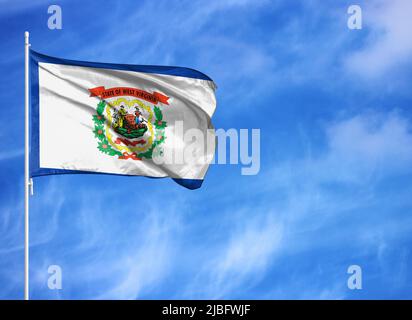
[{"x1": 30, "y1": 51, "x2": 217, "y2": 189}]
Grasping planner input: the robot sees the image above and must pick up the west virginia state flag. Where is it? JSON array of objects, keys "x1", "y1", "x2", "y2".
[{"x1": 30, "y1": 51, "x2": 217, "y2": 189}]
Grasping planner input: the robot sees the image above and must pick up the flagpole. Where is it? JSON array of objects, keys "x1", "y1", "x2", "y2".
[{"x1": 24, "y1": 31, "x2": 30, "y2": 301}]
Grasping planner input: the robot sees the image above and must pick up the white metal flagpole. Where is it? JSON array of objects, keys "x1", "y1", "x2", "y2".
[{"x1": 24, "y1": 31, "x2": 31, "y2": 301}]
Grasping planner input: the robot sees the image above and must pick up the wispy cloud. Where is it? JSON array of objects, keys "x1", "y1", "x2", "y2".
[
  {"x1": 26, "y1": 179, "x2": 186, "y2": 299},
  {"x1": 95, "y1": 205, "x2": 182, "y2": 299},
  {"x1": 185, "y1": 210, "x2": 282, "y2": 298},
  {"x1": 345, "y1": 0, "x2": 412, "y2": 78},
  {"x1": 203, "y1": 109, "x2": 412, "y2": 299}
]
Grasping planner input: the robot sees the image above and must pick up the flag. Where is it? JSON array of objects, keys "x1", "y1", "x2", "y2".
[{"x1": 29, "y1": 50, "x2": 217, "y2": 189}]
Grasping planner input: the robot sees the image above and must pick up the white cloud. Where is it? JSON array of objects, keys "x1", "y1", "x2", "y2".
[
  {"x1": 177, "y1": 110, "x2": 412, "y2": 299},
  {"x1": 185, "y1": 211, "x2": 282, "y2": 298},
  {"x1": 224, "y1": 110, "x2": 412, "y2": 298},
  {"x1": 269, "y1": 111, "x2": 412, "y2": 189},
  {"x1": 345, "y1": 0, "x2": 412, "y2": 78},
  {"x1": 94, "y1": 213, "x2": 178, "y2": 299},
  {"x1": 0, "y1": 172, "x2": 186, "y2": 299},
  {"x1": 325, "y1": 111, "x2": 412, "y2": 176},
  {"x1": 219, "y1": 218, "x2": 281, "y2": 274}
]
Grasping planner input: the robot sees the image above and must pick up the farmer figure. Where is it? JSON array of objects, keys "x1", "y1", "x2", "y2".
[{"x1": 118, "y1": 105, "x2": 126, "y2": 128}]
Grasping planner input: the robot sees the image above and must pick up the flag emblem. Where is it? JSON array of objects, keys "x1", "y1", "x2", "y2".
[{"x1": 90, "y1": 86, "x2": 169, "y2": 161}]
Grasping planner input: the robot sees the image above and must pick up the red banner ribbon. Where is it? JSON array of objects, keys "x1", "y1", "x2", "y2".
[
  {"x1": 118, "y1": 152, "x2": 141, "y2": 160},
  {"x1": 89, "y1": 86, "x2": 169, "y2": 105}
]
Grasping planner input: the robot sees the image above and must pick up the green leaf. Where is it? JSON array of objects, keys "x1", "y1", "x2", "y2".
[
  {"x1": 93, "y1": 114, "x2": 105, "y2": 125},
  {"x1": 93, "y1": 126, "x2": 105, "y2": 139},
  {"x1": 154, "y1": 106, "x2": 163, "y2": 121},
  {"x1": 138, "y1": 144, "x2": 155, "y2": 159},
  {"x1": 155, "y1": 121, "x2": 167, "y2": 129},
  {"x1": 97, "y1": 101, "x2": 106, "y2": 116}
]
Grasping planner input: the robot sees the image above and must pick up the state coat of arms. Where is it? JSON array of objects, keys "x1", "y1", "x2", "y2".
[{"x1": 89, "y1": 86, "x2": 169, "y2": 160}]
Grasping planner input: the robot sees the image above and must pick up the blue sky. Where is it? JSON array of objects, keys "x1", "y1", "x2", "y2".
[{"x1": 1, "y1": 0, "x2": 412, "y2": 299}]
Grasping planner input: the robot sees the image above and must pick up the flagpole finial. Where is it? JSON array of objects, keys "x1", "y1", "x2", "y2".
[{"x1": 25, "y1": 31, "x2": 29, "y2": 45}]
